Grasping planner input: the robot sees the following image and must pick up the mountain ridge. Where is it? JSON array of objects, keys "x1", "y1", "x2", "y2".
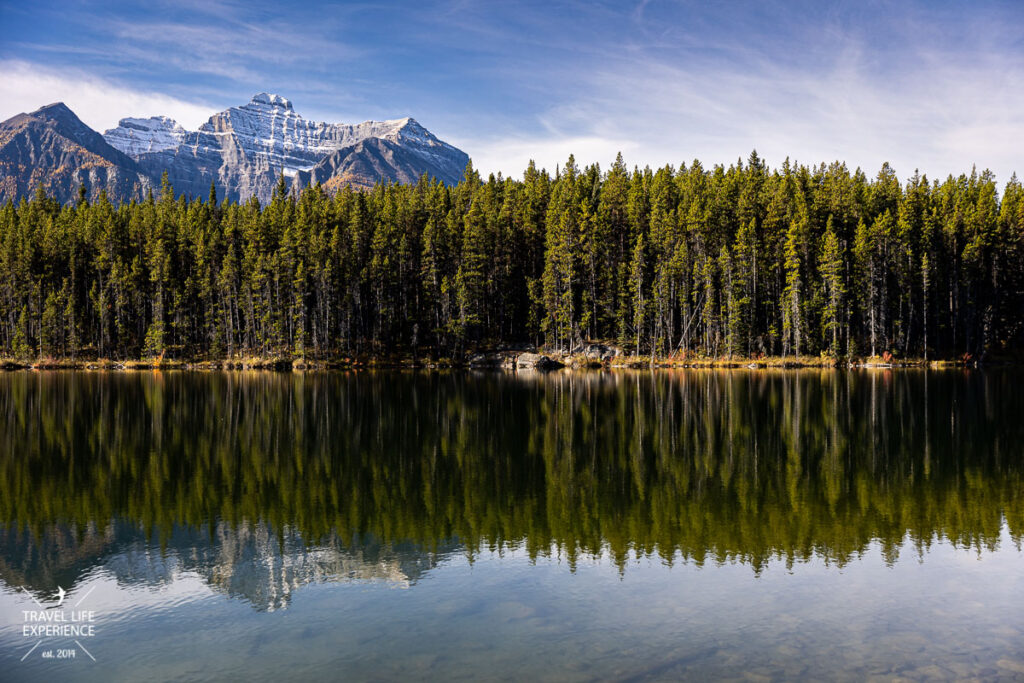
[
  {"x1": 0, "y1": 102, "x2": 154, "y2": 202},
  {"x1": 0, "y1": 94, "x2": 470, "y2": 204}
]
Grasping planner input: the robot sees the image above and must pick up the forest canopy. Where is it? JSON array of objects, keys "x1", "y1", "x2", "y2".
[{"x1": 1, "y1": 152, "x2": 1021, "y2": 361}]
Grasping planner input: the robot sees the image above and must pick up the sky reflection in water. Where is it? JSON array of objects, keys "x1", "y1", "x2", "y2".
[{"x1": 1, "y1": 369, "x2": 1022, "y2": 680}]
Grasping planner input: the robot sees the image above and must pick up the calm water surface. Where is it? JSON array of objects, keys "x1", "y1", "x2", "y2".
[{"x1": 0, "y1": 369, "x2": 1022, "y2": 681}]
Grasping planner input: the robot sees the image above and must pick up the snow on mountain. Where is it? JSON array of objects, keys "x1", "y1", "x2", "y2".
[
  {"x1": 101, "y1": 94, "x2": 455, "y2": 176},
  {"x1": 99, "y1": 92, "x2": 468, "y2": 200},
  {"x1": 103, "y1": 116, "x2": 186, "y2": 155},
  {"x1": 382, "y1": 117, "x2": 467, "y2": 169},
  {"x1": 1, "y1": 94, "x2": 470, "y2": 205},
  {"x1": 249, "y1": 92, "x2": 293, "y2": 109},
  {"x1": 195, "y1": 92, "x2": 343, "y2": 174},
  {"x1": 101, "y1": 93, "x2": 469, "y2": 202}
]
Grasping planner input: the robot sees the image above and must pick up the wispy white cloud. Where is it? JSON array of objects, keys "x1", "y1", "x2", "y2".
[
  {"x1": 2, "y1": 1, "x2": 1020, "y2": 185},
  {"x1": 3, "y1": 1, "x2": 373, "y2": 109},
  {"x1": 0, "y1": 60, "x2": 215, "y2": 131},
  {"x1": 104, "y1": 19, "x2": 363, "y2": 82},
  {"x1": 449, "y1": 2, "x2": 1024, "y2": 183},
  {"x1": 552, "y1": 41, "x2": 1024, "y2": 182}
]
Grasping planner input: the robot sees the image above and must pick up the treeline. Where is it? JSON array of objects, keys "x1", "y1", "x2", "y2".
[{"x1": 1, "y1": 153, "x2": 1022, "y2": 360}]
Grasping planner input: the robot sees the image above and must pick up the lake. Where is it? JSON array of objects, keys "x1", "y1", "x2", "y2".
[{"x1": 1, "y1": 369, "x2": 1022, "y2": 681}]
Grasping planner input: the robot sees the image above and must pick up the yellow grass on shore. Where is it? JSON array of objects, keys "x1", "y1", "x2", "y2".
[{"x1": 0, "y1": 352, "x2": 982, "y2": 372}]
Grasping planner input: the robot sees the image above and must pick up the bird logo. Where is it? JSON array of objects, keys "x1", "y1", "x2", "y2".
[{"x1": 56, "y1": 586, "x2": 66, "y2": 607}]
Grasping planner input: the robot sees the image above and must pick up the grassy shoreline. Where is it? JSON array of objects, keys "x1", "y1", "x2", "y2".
[{"x1": 0, "y1": 352, "x2": 987, "y2": 372}]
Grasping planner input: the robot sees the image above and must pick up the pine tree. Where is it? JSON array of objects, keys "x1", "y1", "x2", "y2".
[
  {"x1": 628, "y1": 232, "x2": 647, "y2": 355},
  {"x1": 820, "y1": 216, "x2": 844, "y2": 356},
  {"x1": 542, "y1": 156, "x2": 580, "y2": 351},
  {"x1": 454, "y1": 199, "x2": 488, "y2": 346},
  {"x1": 782, "y1": 207, "x2": 807, "y2": 357},
  {"x1": 733, "y1": 217, "x2": 757, "y2": 355}
]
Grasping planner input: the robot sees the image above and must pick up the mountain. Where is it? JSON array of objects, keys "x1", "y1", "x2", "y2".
[
  {"x1": 297, "y1": 133, "x2": 467, "y2": 191},
  {"x1": 102, "y1": 92, "x2": 470, "y2": 203},
  {"x1": 296, "y1": 116, "x2": 472, "y2": 191},
  {"x1": 0, "y1": 102, "x2": 153, "y2": 202},
  {"x1": 101, "y1": 115, "x2": 186, "y2": 155},
  {"x1": 0, "y1": 521, "x2": 460, "y2": 612},
  {"x1": 0, "y1": 94, "x2": 469, "y2": 205}
]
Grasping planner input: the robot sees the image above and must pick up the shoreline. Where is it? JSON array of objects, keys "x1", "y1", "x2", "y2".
[{"x1": 0, "y1": 352, "x2": 988, "y2": 372}]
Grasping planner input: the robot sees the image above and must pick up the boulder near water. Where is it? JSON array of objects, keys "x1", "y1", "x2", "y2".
[{"x1": 515, "y1": 353, "x2": 563, "y2": 370}]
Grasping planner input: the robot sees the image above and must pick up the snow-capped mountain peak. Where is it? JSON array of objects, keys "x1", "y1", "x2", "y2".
[
  {"x1": 103, "y1": 116, "x2": 186, "y2": 155},
  {"x1": 385, "y1": 117, "x2": 437, "y2": 144},
  {"x1": 248, "y1": 93, "x2": 293, "y2": 110},
  {"x1": 99, "y1": 93, "x2": 469, "y2": 202}
]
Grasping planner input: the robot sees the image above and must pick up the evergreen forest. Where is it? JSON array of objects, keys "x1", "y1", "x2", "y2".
[{"x1": 1, "y1": 152, "x2": 1022, "y2": 361}]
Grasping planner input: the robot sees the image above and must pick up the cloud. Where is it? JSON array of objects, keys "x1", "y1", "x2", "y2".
[
  {"x1": 575, "y1": 45, "x2": 1024, "y2": 182},
  {"x1": 1, "y1": 1, "x2": 372, "y2": 113},
  {"x1": 104, "y1": 19, "x2": 362, "y2": 83},
  {"x1": 0, "y1": 60, "x2": 215, "y2": 131},
  {"x1": 456, "y1": 135, "x2": 643, "y2": 178},
  {"x1": 438, "y1": 2, "x2": 1024, "y2": 184},
  {"x1": 2, "y1": 1, "x2": 1019, "y2": 185}
]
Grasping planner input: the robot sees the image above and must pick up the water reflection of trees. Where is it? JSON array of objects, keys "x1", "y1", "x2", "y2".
[{"x1": 1, "y1": 370, "x2": 1021, "y2": 572}]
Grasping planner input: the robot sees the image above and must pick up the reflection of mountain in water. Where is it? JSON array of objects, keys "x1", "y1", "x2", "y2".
[
  {"x1": 0, "y1": 522, "x2": 117, "y2": 601},
  {"x1": 0, "y1": 521, "x2": 458, "y2": 611},
  {"x1": 1, "y1": 370, "x2": 1023, "y2": 587}
]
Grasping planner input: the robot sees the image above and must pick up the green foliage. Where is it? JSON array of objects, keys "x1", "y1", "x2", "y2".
[
  {"x1": 0, "y1": 157, "x2": 1022, "y2": 359},
  {"x1": 820, "y1": 216, "x2": 845, "y2": 355}
]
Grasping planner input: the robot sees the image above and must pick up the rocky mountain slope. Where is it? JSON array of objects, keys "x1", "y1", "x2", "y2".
[
  {"x1": 0, "y1": 102, "x2": 154, "y2": 202},
  {"x1": 0, "y1": 94, "x2": 469, "y2": 205}
]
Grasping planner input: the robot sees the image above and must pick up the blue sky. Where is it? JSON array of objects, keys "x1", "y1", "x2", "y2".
[{"x1": 1, "y1": 0, "x2": 1021, "y2": 182}]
